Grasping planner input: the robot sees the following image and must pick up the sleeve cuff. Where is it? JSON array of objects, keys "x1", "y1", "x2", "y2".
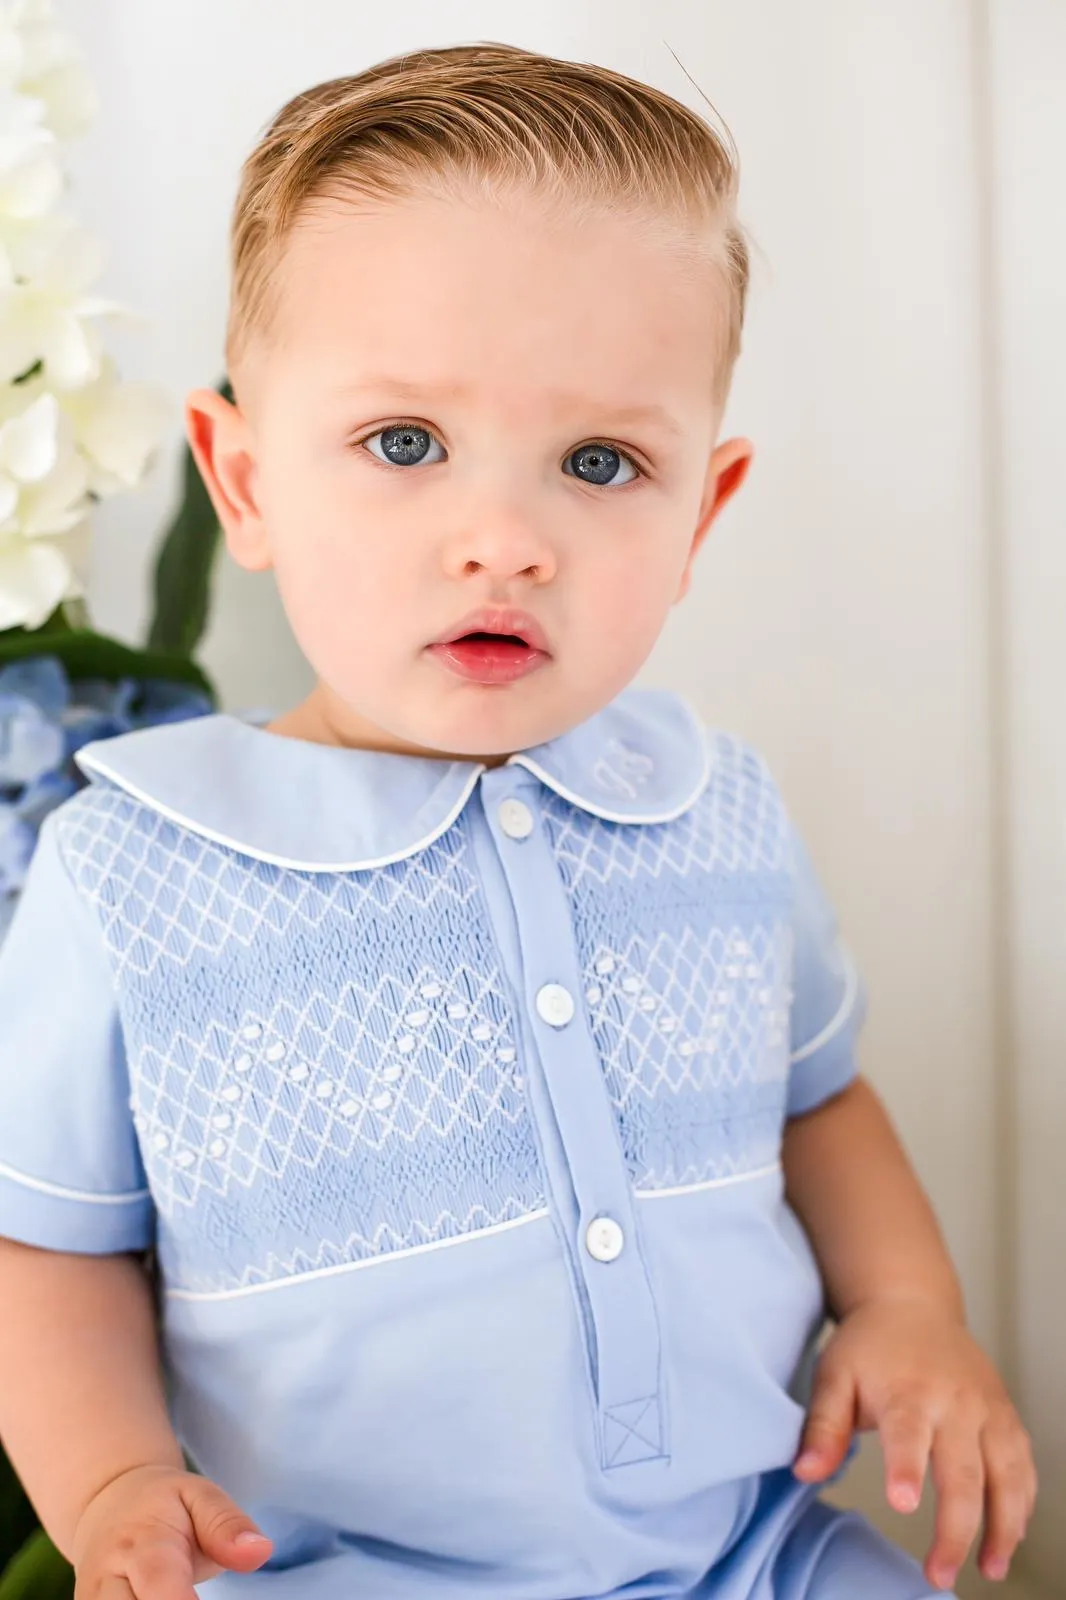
[
  {"x1": 787, "y1": 951, "x2": 864, "y2": 1117},
  {"x1": 786, "y1": 1030, "x2": 858, "y2": 1117},
  {"x1": 0, "y1": 1162, "x2": 155, "y2": 1254}
]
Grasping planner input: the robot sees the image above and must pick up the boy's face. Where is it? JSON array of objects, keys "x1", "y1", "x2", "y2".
[{"x1": 189, "y1": 188, "x2": 751, "y2": 760}]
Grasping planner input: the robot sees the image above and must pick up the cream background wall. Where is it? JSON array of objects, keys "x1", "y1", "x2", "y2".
[
  {"x1": 981, "y1": 2, "x2": 1066, "y2": 1592},
  {"x1": 61, "y1": 3, "x2": 1060, "y2": 1595}
]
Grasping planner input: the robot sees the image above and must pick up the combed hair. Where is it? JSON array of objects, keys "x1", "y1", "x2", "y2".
[{"x1": 227, "y1": 42, "x2": 749, "y2": 398}]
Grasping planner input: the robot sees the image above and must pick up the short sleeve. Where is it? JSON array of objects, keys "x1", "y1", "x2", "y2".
[
  {"x1": 0, "y1": 809, "x2": 154, "y2": 1253},
  {"x1": 786, "y1": 826, "x2": 866, "y2": 1117}
]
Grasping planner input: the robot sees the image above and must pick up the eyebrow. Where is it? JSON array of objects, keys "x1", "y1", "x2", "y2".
[{"x1": 332, "y1": 378, "x2": 685, "y2": 438}]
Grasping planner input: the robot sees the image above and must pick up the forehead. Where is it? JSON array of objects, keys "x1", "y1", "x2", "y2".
[{"x1": 259, "y1": 190, "x2": 723, "y2": 420}]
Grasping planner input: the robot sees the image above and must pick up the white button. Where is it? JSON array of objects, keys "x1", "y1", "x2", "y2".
[
  {"x1": 498, "y1": 798, "x2": 534, "y2": 839},
  {"x1": 585, "y1": 1217, "x2": 624, "y2": 1263},
  {"x1": 535, "y1": 983, "x2": 575, "y2": 1027}
]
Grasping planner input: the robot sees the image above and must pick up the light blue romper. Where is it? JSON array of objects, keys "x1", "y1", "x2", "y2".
[{"x1": 0, "y1": 689, "x2": 950, "y2": 1598}]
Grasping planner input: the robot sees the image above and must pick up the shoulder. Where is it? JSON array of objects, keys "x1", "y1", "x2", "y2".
[
  {"x1": 701, "y1": 725, "x2": 783, "y2": 801},
  {"x1": 54, "y1": 715, "x2": 225, "y2": 902},
  {"x1": 684, "y1": 722, "x2": 794, "y2": 875},
  {"x1": 49, "y1": 777, "x2": 169, "y2": 912}
]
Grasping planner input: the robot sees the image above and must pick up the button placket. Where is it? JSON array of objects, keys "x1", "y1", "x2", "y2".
[{"x1": 482, "y1": 768, "x2": 666, "y2": 1470}]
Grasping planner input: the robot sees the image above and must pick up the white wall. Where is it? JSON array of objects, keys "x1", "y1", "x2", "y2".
[
  {"x1": 62, "y1": 3, "x2": 1057, "y2": 1594},
  {"x1": 983, "y1": 3, "x2": 1066, "y2": 1591}
]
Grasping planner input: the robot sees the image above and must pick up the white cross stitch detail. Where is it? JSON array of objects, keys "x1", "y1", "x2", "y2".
[
  {"x1": 135, "y1": 962, "x2": 524, "y2": 1214},
  {"x1": 56, "y1": 790, "x2": 480, "y2": 979},
  {"x1": 583, "y1": 923, "x2": 791, "y2": 1111},
  {"x1": 231, "y1": 1197, "x2": 540, "y2": 1292},
  {"x1": 544, "y1": 735, "x2": 788, "y2": 891}
]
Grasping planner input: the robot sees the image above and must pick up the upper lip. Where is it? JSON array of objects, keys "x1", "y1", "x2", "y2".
[{"x1": 432, "y1": 607, "x2": 551, "y2": 654}]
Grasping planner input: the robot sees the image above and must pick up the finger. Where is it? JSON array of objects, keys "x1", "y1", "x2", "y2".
[
  {"x1": 94, "y1": 1581, "x2": 139, "y2": 1600},
  {"x1": 124, "y1": 1537, "x2": 202, "y2": 1600},
  {"x1": 926, "y1": 1421, "x2": 985, "y2": 1592},
  {"x1": 88, "y1": 1561, "x2": 188, "y2": 1600},
  {"x1": 794, "y1": 1371, "x2": 856, "y2": 1482},
  {"x1": 878, "y1": 1397, "x2": 933, "y2": 1515},
  {"x1": 978, "y1": 1415, "x2": 1038, "y2": 1581},
  {"x1": 183, "y1": 1478, "x2": 273, "y2": 1573}
]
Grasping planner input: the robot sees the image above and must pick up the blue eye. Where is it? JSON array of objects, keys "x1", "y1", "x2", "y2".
[
  {"x1": 563, "y1": 443, "x2": 638, "y2": 487},
  {"x1": 364, "y1": 424, "x2": 446, "y2": 467}
]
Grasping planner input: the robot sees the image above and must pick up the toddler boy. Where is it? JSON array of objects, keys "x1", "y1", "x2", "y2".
[{"x1": 0, "y1": 42, "x2": 1034, "y2": 1600}]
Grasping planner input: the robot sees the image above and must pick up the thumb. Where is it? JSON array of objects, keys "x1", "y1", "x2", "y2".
[
  {"x1": 186, "y1": 1478, "x2": 273, "y2": 1571},
  {"x1": 794, "y1": 1368, "x2": 856, "y2": 1483}
]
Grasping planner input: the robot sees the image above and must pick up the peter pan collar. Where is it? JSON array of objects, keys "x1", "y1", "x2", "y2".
[{"x1": 73, "y1": 687, "x2": 710, "y2": 872}]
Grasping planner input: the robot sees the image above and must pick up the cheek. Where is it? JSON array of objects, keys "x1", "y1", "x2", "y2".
[
  {"x1": 580, "y1": 525, "x2": 691, "y2": 630},
  {"x1": 262, "y1": 490, "x2": 397, "y2": 667},
  {"x1": 271, "y1": 530, "x2": 404, "y2": 656},
  {"x1": 260, "y1": 455, "x2": 402, "y2": 606}
]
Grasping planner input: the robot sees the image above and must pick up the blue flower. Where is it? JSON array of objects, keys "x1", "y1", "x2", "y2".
[
  {"x1": 0, "y1": 659, "x2": 66, "y2": 788},
  {"x1": 0, "y1": 654, "x2": 212, "y2": 918}
]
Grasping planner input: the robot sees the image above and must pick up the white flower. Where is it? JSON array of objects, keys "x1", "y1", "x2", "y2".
[
  {"x1": 0, "y1": 20, "x2": 24, "y2": 95},
  {"x1": 0, "y1": 385, "x2": 89, "y2": 627},
  {"x1": 0, "y1": 215, "x2": 119, "y2": 388},
  {"x1": 0, "y1": 388, "x2": 59, "y2": 484},
  {"x1": 0, "y1": 517, "x2": 82, "y2": 628},
  {"x1": 0, "y1": 210, "x2": 98, "y2": 286},
  {"x1": 25, "y1": 55, "x2": 95, "y2": 139},
  {"x1": 62, "y1": 359, "x2": 170, "y2": 492},
  {"x1": 0, "y1": 0, "x2": 167, "y2": 631},
  {"x1": 0, "y1": 389, "x2": 88, "y2": 531},
  {"x1": 0, "y1": 89, "x2": 60, "y2": 218},
  {"x1": 17, "y1": 11, "x2": 95, "y2": 138}
]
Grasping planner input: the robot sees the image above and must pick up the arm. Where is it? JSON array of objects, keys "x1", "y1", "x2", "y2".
[
  {"x1": 0, "y1": 1237, "x2": 184, "y2": 1560},
  {"x1": 782, "y1": 1076, "x2": 1035, "y2": 1592},
  {"x1": 782, "y1": 1075, "x2": 963, "y2": 1321},
  {"x1": 0, "y1": 823, "x2": 272, "y2": 1592}
]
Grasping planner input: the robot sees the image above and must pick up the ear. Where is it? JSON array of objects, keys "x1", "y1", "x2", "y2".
[
  {"x1": 185, "y1": 386, "x2": 272, "y2": 572},
  {"x1": 675, "y1": 435, "x2": 753, "y2": 601}
]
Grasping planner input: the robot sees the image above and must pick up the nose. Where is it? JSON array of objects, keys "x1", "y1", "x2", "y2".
[{"x1": 440, "y1": 495, "x2": 557, "y2": 585}]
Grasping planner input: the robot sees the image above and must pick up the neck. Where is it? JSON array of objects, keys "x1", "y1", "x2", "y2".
[{"x1": 264, "y1": 685, "x2": 513, "y2": 767}]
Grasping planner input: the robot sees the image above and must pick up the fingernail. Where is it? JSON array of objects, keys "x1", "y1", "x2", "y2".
[
  {"x1": 985, "y1": 1559, "x2": 1008, "y2": 1581},
  {"x1": 235, "y1": 1530, "x2": 270, "y2": 1546},
  {"x1": 932, "y1": 1567, "x2": 956, "y2": 1591},
  {"x1": 794, "y1": 1451, "x2": 819, "y2": 1471},
  {"x1": 890, "y1": 1484, "x2": 919, "y2": 1512}
]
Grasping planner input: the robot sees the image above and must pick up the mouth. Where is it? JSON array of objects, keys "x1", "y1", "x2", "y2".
[{"x1": 427, "y1": 608, "x2": 551, "y2": 686}]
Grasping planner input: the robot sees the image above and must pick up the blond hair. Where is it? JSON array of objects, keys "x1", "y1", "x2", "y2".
[{"x1": 226, "y1": 42, "x2": 749, "y2": 398}]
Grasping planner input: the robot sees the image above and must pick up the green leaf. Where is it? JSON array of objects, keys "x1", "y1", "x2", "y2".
[
  {"x1": 0, "y1": 1448, "x2": 37, "y2": 1576},
  {"x1": 147, "y1": 377, "x2": 232, "y2": 658},
  {"x1": 0, "y1": 1529, "x2": 73, "y2": 1600},
  {"x1": 0, "y1": 627, "x2": 216, "y2": 700}
]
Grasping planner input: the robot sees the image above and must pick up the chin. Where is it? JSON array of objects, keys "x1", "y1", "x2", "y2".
[
  {"x1": 437, "y1": 690, "x2": 607, "y2": 760},
  {"x1": 379, "y1": 690, "x2": 565, "y2": 762}
]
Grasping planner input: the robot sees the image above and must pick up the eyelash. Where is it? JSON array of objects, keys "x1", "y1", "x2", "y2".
[{"x1": 353, "y1": 422, "x2": 647, "y2": 485}]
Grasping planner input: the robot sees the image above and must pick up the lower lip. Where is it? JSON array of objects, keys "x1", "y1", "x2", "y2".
[{"x1": 427, "y1": 639, "x2": 549, "y2": 685}]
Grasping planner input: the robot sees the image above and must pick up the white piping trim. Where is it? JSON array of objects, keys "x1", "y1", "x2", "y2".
[
  {"x1": 790, "y1": 947, "x2": 861, "y2": 1064},
  {"x1": 76, "y1": 695, "x2": 713, "y2": 863},
  {"x1": 0, "y1": 1159, "x2": 149, "y2": 1205},
  {"x1": 635, "y1": 1161, "x2": 781, "y2": 1200},
  {"x1": 506, "y1": 700, "x2": 712, "y2": 825},
  {"x1": 165, "y1": 1207, "x2": 552, "y2": 1302},
  {"x1": 75, "y1": 751, "x2": 486, "y2": 874}
]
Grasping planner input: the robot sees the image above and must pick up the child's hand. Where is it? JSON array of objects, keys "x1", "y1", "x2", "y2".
[
  {"x1": 792, "y1": 1300, "x2": 1037, "y2": 1591},
  {"x1": 71, "y1": 1462, "x2": 273, "y2": 1598}
]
